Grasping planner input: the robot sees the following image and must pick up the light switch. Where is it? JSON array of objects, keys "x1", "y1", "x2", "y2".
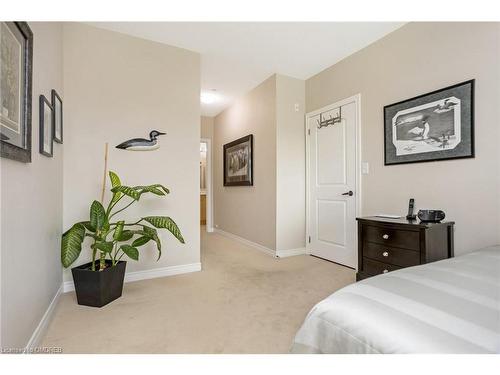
[
  {"x1": 362, "y1": 162, "x2": 369, "y2": 175},
  {"x1": 294, "y1": 103, "x2": 300, "y2": 112}
]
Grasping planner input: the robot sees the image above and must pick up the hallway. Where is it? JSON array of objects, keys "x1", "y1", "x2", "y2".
[{"x1": 41, "y1": 229, "x2": 355, "y2": 353}]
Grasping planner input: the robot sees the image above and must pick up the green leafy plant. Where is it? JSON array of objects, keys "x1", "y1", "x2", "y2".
[{"x1": 61, "y1": 171, "x2": 184, "y2": 271}]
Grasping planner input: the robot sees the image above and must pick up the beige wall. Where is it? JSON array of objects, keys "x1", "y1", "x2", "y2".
[
  {"x1": 214, "y1": 76, "x2": 277, "y2": 250},
  {"x1": 307, "y1": 22, "x2": 500, "y2": 255},
  {"x1": 62, "y1": 23, "x2": 201, "y2": 281},
  {"x1": 201, "y1": 116, "x2": 214, "y2": 140},
  {"x1": 276, "y1": 75, "x2": 306, "y2": 252},
  {"x1": 0, "y1": 23, "x2": 63, "y2": 348},
  {"x1": 213, "y1": 74, "x2": 306, "y2": 252}
]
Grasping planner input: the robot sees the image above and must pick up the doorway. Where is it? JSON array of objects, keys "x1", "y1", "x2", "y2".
[
  {"x1": 306, "y1": 94, "x2": 361, "y2": 269},
  {"x1": 200, "y1": 138, "x2": 213, "y2": 232}
]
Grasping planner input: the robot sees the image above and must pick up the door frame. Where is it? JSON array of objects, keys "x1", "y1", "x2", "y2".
[
  {"x1": 201, "y1": 138, "x2": 214, "y2": 232},
  {"x1": 305, "y1": 94, "x2": 362, "y2": 269}
]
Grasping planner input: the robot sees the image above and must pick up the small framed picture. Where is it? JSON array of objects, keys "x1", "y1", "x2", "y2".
[
  {"x1": 223, "y1": 134, "x2": 253, "y2": 186},
  {"x1": 384, "y1": 80, "x2": 474, "y2": 165},
  {"x1": 39, "y1": 95, "x2": 53, "y2": 157},
  {"x1": 51, "y1": 89, "x2": 63, "y2": 143}
]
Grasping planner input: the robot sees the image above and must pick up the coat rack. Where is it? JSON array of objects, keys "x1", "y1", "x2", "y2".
[{"x1": 317, "y1": 107, "x2": 342, "y2": 129}]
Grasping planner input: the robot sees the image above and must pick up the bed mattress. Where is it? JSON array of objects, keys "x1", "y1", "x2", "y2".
[{"x1": 291, "y1": 246, "x2": 500, "y2": 353}]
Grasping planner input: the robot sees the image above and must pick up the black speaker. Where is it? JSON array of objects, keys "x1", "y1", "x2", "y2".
[{"x1": 417, "y1": 210, "x2": 446, "y2": 223}]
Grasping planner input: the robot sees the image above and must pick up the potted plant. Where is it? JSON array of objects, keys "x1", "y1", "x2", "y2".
[{"x1": 61, "y1": 170, "x2": 184, "y2": 307}]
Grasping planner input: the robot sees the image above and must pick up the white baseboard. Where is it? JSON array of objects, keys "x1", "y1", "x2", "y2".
[
  {"x1": 214, "y1": 228, "x2": 276, "y2": 257},
  {"x1": 62, "y1": 262, "x2": 202, "y2": 293},
  {"x1": 276, "y1": 247, "x2": 307, "y2": 258},
  {"x1": 24, "y1": 285, "x2": 62, "y2": 352}
]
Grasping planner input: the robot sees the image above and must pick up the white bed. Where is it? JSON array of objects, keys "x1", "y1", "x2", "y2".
[{"x1": 291, "y1": 245, "x2": 500, "y2": 354}]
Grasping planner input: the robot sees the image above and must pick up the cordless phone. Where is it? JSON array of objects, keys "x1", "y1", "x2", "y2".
[{"x1": 406, "y1": 198, "x2": 416, "y2": 220}]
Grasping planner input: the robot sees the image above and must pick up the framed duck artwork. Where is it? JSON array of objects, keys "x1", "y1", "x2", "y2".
[{"x1": 384, "y1": 80, "x2": 474, "y2": 165}]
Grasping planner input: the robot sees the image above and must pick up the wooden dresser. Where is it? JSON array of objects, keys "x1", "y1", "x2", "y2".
[{"x1": 356, "y1": 217, "x2": 454, "y2": 281}]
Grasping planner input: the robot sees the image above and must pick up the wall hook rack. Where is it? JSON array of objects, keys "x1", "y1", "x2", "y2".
[{"x1": 317, "y1": 107, "x2": 342, "y2": 129}]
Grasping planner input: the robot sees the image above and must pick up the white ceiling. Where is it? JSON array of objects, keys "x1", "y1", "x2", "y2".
[{"x1": 90, "y1": 22, "x2": 405, "y2": 116}]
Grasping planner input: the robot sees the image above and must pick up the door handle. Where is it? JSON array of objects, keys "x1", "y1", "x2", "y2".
[{"x1": 341, "y1": 191, "x2": 353, "y2": 196}]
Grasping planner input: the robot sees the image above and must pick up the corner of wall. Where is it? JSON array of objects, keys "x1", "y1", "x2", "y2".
[{"x1": 275, "y1": 75, "x2": 306, "y2": 252}]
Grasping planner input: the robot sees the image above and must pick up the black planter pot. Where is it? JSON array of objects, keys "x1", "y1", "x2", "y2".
[{"x1": 71, "y1": 260, "x2": 126, "y2": 307}]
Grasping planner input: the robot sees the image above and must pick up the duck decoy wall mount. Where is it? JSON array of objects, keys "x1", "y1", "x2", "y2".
[
  {"x1": 116, "y1": 130, "x2": 166, "y2": 151},
  {"x1": 317, "y1": 107, "x2": 342, "y2": 129}
]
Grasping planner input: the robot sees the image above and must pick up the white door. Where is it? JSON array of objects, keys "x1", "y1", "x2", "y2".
[{"x1": 307, "y1": 98, "x2": 358, "y2": 268}]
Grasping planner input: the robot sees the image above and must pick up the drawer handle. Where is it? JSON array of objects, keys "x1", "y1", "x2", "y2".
[
  {"x1": 383, "y1": 269, "x2": 389, "y2": 274},
  {"x1": 382, "y1": 234, "x2": 389, "y2": 240},
  {"x1": 382, "y1": 251, "x2": 389, "y2": 257}
]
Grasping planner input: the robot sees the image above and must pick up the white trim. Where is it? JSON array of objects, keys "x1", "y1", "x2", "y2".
[
  {"x1": 276, "y1": 247, "x2": 307, "y2": 258},
  {"x1": 200, "y1": 138, "x2": 214, "y2": 232},
  {"x1": 214, "y1": 228, "x2": 276, "y2": 257},
  {"x1": 305, "y1": 94, "x2": 362, "y2": 270},
  {"x1": 24, "y1": 285, "x2": 62, "y2": 352},
  {"x1": 62, "y1": 262, "x2": 202, "y2": 293},
  {"x1": 355, "y1": 94, "x2": 362, "y2": 271},
  {"x1": 305, "y1": 112, "x2": 311, "y2": 256}
]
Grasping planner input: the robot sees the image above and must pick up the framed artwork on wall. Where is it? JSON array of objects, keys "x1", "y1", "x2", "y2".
[
  {"x1": 384, "y1": 79, "x2": 474, "y2": 165},
  {"x1": 51, "y1": 89, "x2": 63, "y2": 143},
  {"x1": 0, "y1": 21, "x2": 33, "y2": 163},
  {"x1": 223, "y1": 134, "x2": 253, "y2": 186},
  {"x1": 39, "y1": 95, "x2": 53, "y2": 157}
]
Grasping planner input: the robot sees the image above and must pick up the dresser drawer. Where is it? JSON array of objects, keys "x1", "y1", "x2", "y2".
[
  {"x1": 363, "y1": 257, "x2": 401, "y2": 276},
  {"x1": 362, "y1": 225, "x2": 420, "y2": 251},
  {"x1": 363, "y1": 242, "x2": 420, "y2": 267}
]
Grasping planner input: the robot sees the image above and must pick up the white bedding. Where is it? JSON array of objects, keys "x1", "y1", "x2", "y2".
[{"x1": 291, "y1": 246, "x2": 500, "y2": 353}]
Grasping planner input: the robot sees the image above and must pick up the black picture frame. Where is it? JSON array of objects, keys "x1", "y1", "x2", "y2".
[
  {"x1": 223, "y1": 134, "x2": 253, "y2": 186},
  {"x1": 39, "y1": 95, "x2": 54, "y2": 157},
  {"x1": 0, "y1": 21, "x2": 33, "y2": 163},
  {"x1": 51, "y1": 89, "x2": 63, "y2": 143},
  {"x1": 384, "y1": 79, "x2": 475, "y2": 166}
]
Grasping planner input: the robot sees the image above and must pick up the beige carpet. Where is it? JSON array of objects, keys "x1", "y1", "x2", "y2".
[{"x1": 41, "y1": 229, "x2": 355, "y2": 353}]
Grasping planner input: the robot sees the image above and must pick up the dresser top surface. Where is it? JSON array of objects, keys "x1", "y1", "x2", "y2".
[{"x1": 357, "y1": 216, "x2": 454, "y2": 228}]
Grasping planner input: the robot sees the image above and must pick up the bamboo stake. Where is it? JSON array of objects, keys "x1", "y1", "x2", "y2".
[{"x1": 100, "y1": 142, "x2": 109, "y2": 204}]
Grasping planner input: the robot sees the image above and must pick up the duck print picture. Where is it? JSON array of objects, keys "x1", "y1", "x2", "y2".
[
  {"x1": 384, "y1": 80, "x2": 474, "y2": 165},
  {"x1": 393, "y1": 96, "x2": 460, "y2": 155}
]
